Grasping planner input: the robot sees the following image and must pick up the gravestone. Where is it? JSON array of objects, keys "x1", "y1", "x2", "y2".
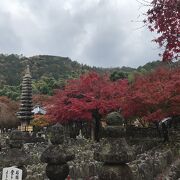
[{"x1": 2, "y1": 167, "x2": 22, "y2": 180}]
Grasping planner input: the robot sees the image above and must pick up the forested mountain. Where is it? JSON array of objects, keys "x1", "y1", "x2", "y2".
[
  {"x1": 0, "y1": 54, "x2": 164, "y2": 85},
  {"x1": 0, "y1": 54, "x2": 91, "y2": 86},
  {"x1": 0, "y1": 53, "x2": 170, "y2": 100}
]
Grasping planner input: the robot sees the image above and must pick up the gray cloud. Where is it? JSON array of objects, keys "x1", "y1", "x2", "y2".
[
  {"x1": 0, "y1": 0, "x2": 160, "y2": 67},
  {"x1": 0, "y1": 10, "x2": 22, "y2": 53}
]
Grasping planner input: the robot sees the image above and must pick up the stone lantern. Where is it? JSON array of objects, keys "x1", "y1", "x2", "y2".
[{"x1": 94, "y1": 112, "x2": 134, "y2": 180}]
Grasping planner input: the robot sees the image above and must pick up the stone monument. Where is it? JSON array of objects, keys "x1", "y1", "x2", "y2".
[
  {"x1": 41, "y1": 123, "x2": 75, "y2": 180},
  {"x1": 2, "y1": 166, "x2": 22, "y2": 180},
  {"x1": 17, "y1": 65, "x2": 33, "y2": 131},
  {"x1": 94, "y1": 112, "x2": 134, "y2": 180},
  {"x1": 0, "y1": 130, "x2": 29, "y2": 179}
]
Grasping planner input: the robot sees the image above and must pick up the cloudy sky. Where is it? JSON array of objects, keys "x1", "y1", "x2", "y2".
[{"x1": 0, "y1": 0, "x2": 160, "y2": 68}]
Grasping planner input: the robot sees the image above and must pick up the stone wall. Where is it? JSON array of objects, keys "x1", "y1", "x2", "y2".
[
  {"x1": 129, "y1": 138, "x2": 162, "y2": 157},
  {"x1": 126, "y1": 126, "x2": 160, "y2": 138}
]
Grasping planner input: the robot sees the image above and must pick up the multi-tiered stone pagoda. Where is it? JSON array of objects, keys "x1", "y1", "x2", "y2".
[{"x1": 17, "y1": 65, "x2": 33, "y2": 131}]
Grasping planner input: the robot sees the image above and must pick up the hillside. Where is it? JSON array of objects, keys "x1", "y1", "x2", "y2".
[
  {"x1": 0, "y1": 54, "x2": 133, "y2": 86},
  {"x1": 0, "y1": 54, "x2": 92, "y2": 86},
  {"x1": 0, "y1": 54, "x2": 164, "y2": 86},
  {"x1": 0, "y1": 53, "x2": 169, "y2": 100}
]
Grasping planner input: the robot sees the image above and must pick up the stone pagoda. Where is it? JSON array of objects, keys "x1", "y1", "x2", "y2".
[{"x1": 17, "y1": 65, "x2": 33, "y2": 131}]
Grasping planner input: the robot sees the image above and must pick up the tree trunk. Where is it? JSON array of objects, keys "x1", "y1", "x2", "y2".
[
  {"x1": 91, "y1": 121, "x2": 95, "y2": 141},
  {"x1": 92, "y1": 109, "x2": 101, "y2": 142}
]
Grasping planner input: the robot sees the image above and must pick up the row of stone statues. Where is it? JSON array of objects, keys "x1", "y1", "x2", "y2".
[{"x1": 1, "y1": 112, "x2": 135, "y2": 180}]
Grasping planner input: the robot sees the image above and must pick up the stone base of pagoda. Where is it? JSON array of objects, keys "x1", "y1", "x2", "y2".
[{"x1": 18, "y1": 122, "x2": 33, "y2": 132}]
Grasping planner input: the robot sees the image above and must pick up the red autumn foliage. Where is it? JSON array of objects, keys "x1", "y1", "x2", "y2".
[
  {"x1": 32, "y1": 94, "x2": 50, "y2": 106},
  {"x1": 0, "y1": 96, "x2": 19, "y2": 128},
  {"x1": 47, "y1": 72, "x2": 128, "y2": 123},
  {"x1": 145, "y1": 0, "x2": 180, "y2": 61},
  {"x1": 47, "y1": 68, "x2": 180, "y2": 128},
  {"x1": 124, "y1": 67, "x2": 180, "y2": 122}
]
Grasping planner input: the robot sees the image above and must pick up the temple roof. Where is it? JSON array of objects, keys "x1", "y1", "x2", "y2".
[{"x1": 32, "y1": 105, "x2": 46, "y2": 115}]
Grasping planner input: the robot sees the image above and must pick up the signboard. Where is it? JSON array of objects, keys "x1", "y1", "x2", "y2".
[{"x1": 2, "y1": 167, "x2": 22, "y2": 180}]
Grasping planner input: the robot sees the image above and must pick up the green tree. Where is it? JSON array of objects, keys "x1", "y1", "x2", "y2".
[
  {"x1": 32, "y1": 76, "x2": 60, "y2": 95},
  {"x1": 0, "y1": 85, "x2": 20, "y2": 100},
  {"x1": 110, "y1": 71, "x2": 128, "y2": 81}
]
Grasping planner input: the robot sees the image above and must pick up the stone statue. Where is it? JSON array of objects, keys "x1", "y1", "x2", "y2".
[{"x1": 41, "y1": 123, "x2": 74, "y2": 180}]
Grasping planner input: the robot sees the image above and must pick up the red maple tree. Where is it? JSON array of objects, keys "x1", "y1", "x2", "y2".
[
  {"x1": 32, "y1": 94, "x2": 50, "y2": 106},
  {"x1": 145, "y1": 0, "x2": 180, "y2": 61},
  {"x1": 0, "y1": 96, "x2": 19, "y2": 128},
  {"x1": 124, "y1": 67, "x2": 180, "y2": 123},
  {"x1": 47, "y1": 72, "x2": 128, "y2": 141}
]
